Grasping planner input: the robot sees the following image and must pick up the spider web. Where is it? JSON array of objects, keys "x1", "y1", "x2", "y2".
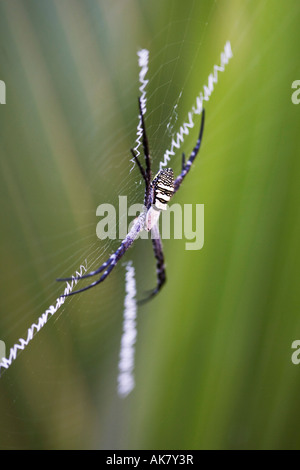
[
  {"x1": 0, "y1": 0, "x2": 240, "y2": 449},
  {"x1": 0, "y1": 28, "x2": 232, "y2": 379}
]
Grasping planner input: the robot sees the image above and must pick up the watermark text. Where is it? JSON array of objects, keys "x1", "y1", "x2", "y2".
[
  {"x1": 0, "y1": 340, "x2": 6, "y2": 363},
  {"x1": 96, "y1": 197, "x2": 204, "y2": 251},
  {"x1": 291, "y1": 340, "x2": 300, "y2": 364},
  {"x1": 291, "y1": 80, "x2": 300, "y2": 104},
  {"x1": 0, "y1": 80, "x2": 6, "y2": 104}
]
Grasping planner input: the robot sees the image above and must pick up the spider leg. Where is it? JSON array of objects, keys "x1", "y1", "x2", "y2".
[
  {"x1": 182, "y1": 152, "x2": 186, "y2": 170},
  {"x1": 130, "y1": 148, "x2": 146, "y2": 183},
  {"x1": 138, "y1": 97, "x2": 151, "y2": 180},
  {"x1": 59, "y1": 261, "x2": 117, "y2": 297},
  {"x1": 58, "y1": 214, "x2": 145, "y2": 297},
  {"x1": 138, "y1": 97, "x2": 152, "y2": 207},
  {"x1": 138, "y1": 223, "x2": 166, "y2": 304},
  {"x1": 174, "y1": 108, "x2": 205, "y2": 193},
  {"x1": 56, "y1": 256, "x2": 114, "y2": 282}
]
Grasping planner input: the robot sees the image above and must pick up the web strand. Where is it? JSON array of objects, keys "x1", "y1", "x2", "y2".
[
  {"x1": 0, "y1": 263, "x2": 87, "y2": 374},
  {"x1": 117, "y1": 261, "x2": 137, "y2": 397},
  {"x1": 131, "y1": 49, "x2": 150, "y2": 166},
  {"x1": 160, "y1": 41, "x2": 233, "y2": 170}
]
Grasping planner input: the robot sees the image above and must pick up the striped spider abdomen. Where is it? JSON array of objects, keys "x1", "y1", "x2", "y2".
[
  {"x1": 153, "y1": 168, "x2": 174, "y2": 210},
  {"x1": 145, "y1": 168, "x2": 174, "y2": 231}
]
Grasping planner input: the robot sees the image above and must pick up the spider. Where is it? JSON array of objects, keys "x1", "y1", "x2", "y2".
[{"x1": 57, "y1": 98, "x2": 205, "y2": 303}]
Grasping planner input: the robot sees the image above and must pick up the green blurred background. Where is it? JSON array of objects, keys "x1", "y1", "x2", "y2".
[{"x1": 0, "y1": 0, "x2": 300, "y2": 450}]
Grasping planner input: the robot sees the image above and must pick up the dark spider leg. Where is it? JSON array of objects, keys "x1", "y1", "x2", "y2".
[
  {"x1": 59, "y1": 261, "x2": 117, "y2": 297},
  {"x1": 130, "y1": 148, "x2": 146, "y2": 183},
  {"x1": 57, "y1": 150, "x2": 144, "y2": 284},
  {"x1": 57, "y1": 256, "x2": 114, "y2": 282},
  {"x1": 58, "y1": 216, "x2": 145, "y2": 296},
  {"x1": 138, "y1": 97, "x2": 151, "y2": 176},
  {"x1": 138, "y1": 97, "x2": 152, "y2": 206},
  {"x1": 174, "y1": 108, "x2": 205, "y2": 193},
  {"x1": 138, "y1": 224, "x2": 166, "y2": 304},
  {"x1": 59, "y1": 238, "x2": 135, "y2": 297}
]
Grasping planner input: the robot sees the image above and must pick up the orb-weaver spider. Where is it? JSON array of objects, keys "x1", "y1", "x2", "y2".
[{"x1": 57, "y1": 98, "x2": 205, "y2": 303}]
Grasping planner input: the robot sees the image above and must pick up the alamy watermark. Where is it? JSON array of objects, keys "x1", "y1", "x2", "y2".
[
  {"x1": 291, "y1": 80, "x2": 300, "y2": 104},
  {"x1": 291, "y1": 340, "x2": 300, "y2": 364},
  {"x1": 96, "y1": 197, "x2": 204, "y2": 250},
  {"x1": 0, "y1": 340, "x2": 6, "y2": 363},
  {"x1": 0, "y1": 80, "x2": 6, "y2": 104}
]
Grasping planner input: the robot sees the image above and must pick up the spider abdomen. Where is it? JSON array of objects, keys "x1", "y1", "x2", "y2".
[
  {"x1": 153, "y1": 168, "x2": 174, "y2": 210},
  {"x1": 145, "y1": 168, "x2": 174, "y2": 231}
]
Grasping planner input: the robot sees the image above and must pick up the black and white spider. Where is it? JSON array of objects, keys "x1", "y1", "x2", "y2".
[{"x1": 57, "y1": 99, "x2": 205, "y2": 303}]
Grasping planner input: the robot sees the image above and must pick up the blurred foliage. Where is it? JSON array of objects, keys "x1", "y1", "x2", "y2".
[{"x1": 0, "y1": 0, "x2": 300, "y2": 450}]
